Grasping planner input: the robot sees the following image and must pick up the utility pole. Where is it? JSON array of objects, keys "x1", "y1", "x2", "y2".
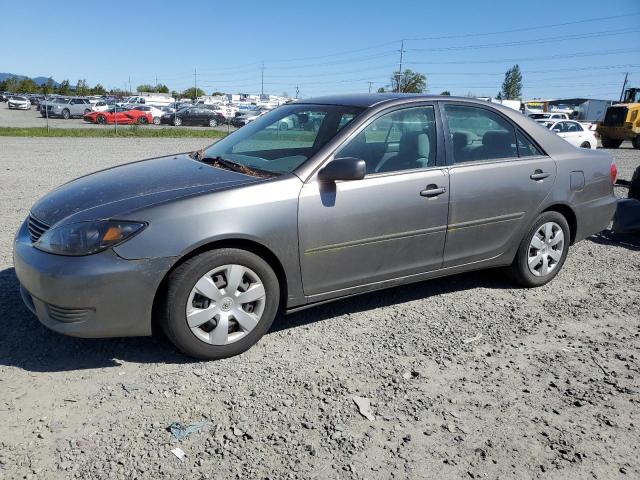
[
  {"x1": 295, "y1": 85, "x2": 299, "y2": 99},
  {"x1": 128, "y1": 76, "x2": 131, "y2": 95},
  {"x1": 619, "y1": 72, "x2": 629, "y2": 102},
  {"x1": 368, "y1": 81, "x2": 373, "y2": 93},
  {"x1": 155, "y1": 74, "x2": 158, "y2": 89},
  {"x1": 194, "y1": 67, "x2": 198, "y2": 100},
  {"x1": 261, "y1": 62, "x2": 265, "y2": 96},
  {"x1": 396, "y1": 40, "x2": 405, "y2": 93}
]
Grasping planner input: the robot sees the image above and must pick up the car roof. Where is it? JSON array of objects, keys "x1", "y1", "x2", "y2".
[{"x1": 295, "y1": 93, "x2": 513, "y2": 109}]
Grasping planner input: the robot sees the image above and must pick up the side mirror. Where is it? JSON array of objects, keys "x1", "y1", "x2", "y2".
[{"x1": 318, "y1": 157, "x2": 366, "y2": 182}]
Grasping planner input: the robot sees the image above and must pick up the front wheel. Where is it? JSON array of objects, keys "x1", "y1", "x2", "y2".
[
  {"x1": 208, "y1": 118, "x2": 218, "y2": 127},
  {"x1": 97, "y1": 115, "x2": 107, "y2": 125},
  {"x1": 509, "y1": 211, "x2": 570, "y2": 288},
  {"x1": 153, "y1": 116, "x2": 161, "y2": 125},
  {"x1": 580, "y1": 141, "x2": 591, "y2": 149},
  {"x1": 137, "y1": 116, "x2": 148, "y2": 124},
  {"x1": 174, "y1": 117, "x2": 182, "y2": 126},
  {"x1": 61, "y1": 109, "x2": 70, "y2": 119},
  {"x1": 161, "y1": 249, "x2": 280, "y2": 360}
]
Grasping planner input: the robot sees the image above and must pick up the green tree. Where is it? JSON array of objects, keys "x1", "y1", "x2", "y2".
[
  {"x1": 390, "y1": 69, "x2": 427, "y2": 93},
  {"x1": 156, "y1": 83, "x2": 169, "y2": 93},
  {"x1": 3, "y1": 76, "x2": 20, "y2": 92},
  {"x1": 17, "y1": 78, "x2": 40, "y2": 93},
  {"x1": 57, "y1": 79, "x2": 71, "y2": 95},
  {"x1": 211, "y1": 91, "x2": 226, "y2": 96},
  {"x1": 377, "y1": 87, "x2": 385, "y2": 93},
  {"x1": 43, "y1": 77, "x2": 56, "y2": 95},
  {"x1": 76, "y1": 79, "x2": 89, "y2": 96},
  {"x1": 439, "y1": 90, "x2": 451, "y2": 96},
  {"x1": 181, "y1": 87, "x2": 206, "y2": 99},
  {"x1": 91, "y1": 83, "x2": 107, "y2": 95},
  {"x1": 136, "y1": 84, "x2": 155, "y2": 93},
  {"x1": 500, "y1": 64, "x2": 522, "y2": 100}
]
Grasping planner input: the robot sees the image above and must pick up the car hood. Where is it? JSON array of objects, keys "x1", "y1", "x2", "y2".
[{"x1": 31, "y1": 154, "x2": 262, "y2": 226}]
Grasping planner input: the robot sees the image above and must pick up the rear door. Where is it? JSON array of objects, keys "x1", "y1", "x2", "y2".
[{"x1": 442, "y1": 103, "x2": 556, "y2": 267}]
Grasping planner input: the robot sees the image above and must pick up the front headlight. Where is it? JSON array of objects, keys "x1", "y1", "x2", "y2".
[{"x1": 35, "y1": 220, "x2": 146, "y2": 256}]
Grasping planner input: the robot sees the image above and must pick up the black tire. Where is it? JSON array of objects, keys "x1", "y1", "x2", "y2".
[
  {"x1": 508, "y1": 211, "x2": 571, "y2": 288},
  {"x1": 84, "y1": 108, "x2": 90, "y2": 115},
  {"x1": 61, "y1": 109, "x2": 70, "y2": 120},
  {"x1": 601, "y1": 137, "x2": 623, "y2": 149},
  {"x1": 161, "y1": 248, "x2": 280, "y2": 360},
  {"x1": 632, "y1": 136, "x2": 640, "y2": 150},
  {"x1": 153, "y1": 117, "x2": 161, "y2": 125},
  {"x1": 137, "y1": 116, "x2": 148, "y2": 125},
  {"x1": 97, "y1": 115, "x2": 107, "y2": 125},
  {"x1": 174, "y1": 117, "x2": 182, "y2": 126},
  {"x1": 580, "y1": 141, "x2": 591, "y2": 149}
]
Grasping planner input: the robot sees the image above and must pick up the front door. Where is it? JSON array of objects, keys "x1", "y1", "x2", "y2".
[
  {"x1": 298, "y1": 105, "x2": 449, "y2": 297},
  {"x1": 442, "y1": 103, "x2": 557, "y2": 267}
]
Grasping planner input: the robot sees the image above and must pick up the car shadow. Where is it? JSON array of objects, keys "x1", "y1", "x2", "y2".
[
  {"x1": 0, "y1": 265, "x2": 515, "y2": 372},
  {"x1": 588, "y1": 230, "x2": 640, "y2": 251}
]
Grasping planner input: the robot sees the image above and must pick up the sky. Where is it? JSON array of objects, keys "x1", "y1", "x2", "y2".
[{"x1": 1, "y1": 0, "x2": 638, "y2": 100}]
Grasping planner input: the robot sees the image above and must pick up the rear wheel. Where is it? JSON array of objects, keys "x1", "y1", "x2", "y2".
[
  {"x1": 174, "y1": 117, "x2": 182, "y2": 126},
  {"x1": 61, "y1": 109, "x2": 70, "y2": 119},
  {"x1": 601, "y1": 136, "x2": 623, "y2": 149},
  {"x1": 580, "y1": 141, "x2": 591, "y2": 149},
  {"x1": 208, "y1": 118, "x2": 218, "y2": 127},
  {"x1": 509, "y1": 211, "x2": 570, "y2": 288},
  {"x1": 97, "y1": 115, "x2": 107, "y2": 125},
  {"x1": 153, "y1": 116, "x2": 161, "y2": 125},
  {"x1": 137, "y1": 116, "x2": 149, "y2": 124},
  {"x1": 161, "y1": 249, "x2": 280, "y2": 360}
]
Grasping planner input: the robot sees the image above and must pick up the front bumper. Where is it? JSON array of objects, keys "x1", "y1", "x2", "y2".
[{"x1": 13, "y1": 219, "x2": 175, "y2": 338}]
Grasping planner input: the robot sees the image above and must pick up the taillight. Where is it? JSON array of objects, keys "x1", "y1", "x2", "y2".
[{"x1": 610, "y1": 161, "x2": 618, "y2": 184}]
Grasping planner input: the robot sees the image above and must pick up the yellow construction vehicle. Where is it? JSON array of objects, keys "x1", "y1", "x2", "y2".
[{"x1": 597, "y1": 87, "x2": 640, "y2": 149}]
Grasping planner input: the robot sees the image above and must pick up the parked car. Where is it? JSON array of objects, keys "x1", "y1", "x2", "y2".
[
  {"x1": 131, "y1": 105, "x2": 165, "y2": 125},
  {"x1": 230, "y1": 110, "x2": 266, "y2": 128},
  {"x1": 547, "y1": 120, "x2": 598, "y2": 149},
  {"x1": 83, "y1": 107, "x2": 152, "y2": 125},
  {"x1": 0, "y1": 92, "x2": 12, "y2": 102},
  {"x1": 91, "y1": 100, "x2": 115, "y2": 112},
  {"x1": 7, "y1": 96, "x2": 31, "y2": 110},
  {"x1": 41, "y1": 97, "x2": 92, "y2": 119},
  {"x1": 160, "y1": 107, "x2": 225, "y2": 127},
  {"x1": 528, "y1": 112, "x2": 570, "y2": 128},
  {"x1": 14, "y1": 94, "x2": 617, "y2": 360}
]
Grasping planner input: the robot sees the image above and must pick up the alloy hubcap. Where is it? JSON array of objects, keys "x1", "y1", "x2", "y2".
[
  {"x1": 186, "y1": 264, "x2": 266, "y2": 345},
  {"x1": 527, "y1": 221, "x2": 564, "y2": 277}
]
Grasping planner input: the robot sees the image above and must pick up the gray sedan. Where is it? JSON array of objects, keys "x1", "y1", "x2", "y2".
[{"x1": 14, "y1": 94, "x2": 617, "y2": 359}]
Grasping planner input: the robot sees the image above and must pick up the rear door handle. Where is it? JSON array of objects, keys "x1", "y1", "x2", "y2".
[
  {"x1": 530, "y1": 170, "x2": 550, "y2": 181},
  {"x1": 420, "y1": 184, "x2": 447, "y2": 197}
]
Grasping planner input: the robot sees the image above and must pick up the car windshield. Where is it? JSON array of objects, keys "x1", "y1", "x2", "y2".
[{"x1": 201, "y1": 104, "x2": 363, "y2": 174}]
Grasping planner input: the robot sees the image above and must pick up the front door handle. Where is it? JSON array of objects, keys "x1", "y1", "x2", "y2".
[
  {"x1": 420, "y1": 184, "x2": 447, "y2": 197},
  {"x1": 530, "y1": 169, "x2": 550, "y2": 181}
]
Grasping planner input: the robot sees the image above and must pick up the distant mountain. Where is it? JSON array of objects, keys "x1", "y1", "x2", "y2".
[{"x1": 0, "y1": 72, "x2": 59, "y2": 86}]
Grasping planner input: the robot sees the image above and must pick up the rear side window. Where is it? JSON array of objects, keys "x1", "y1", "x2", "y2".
[{"x1": 445, "y1": 104, "x2": 517, "y2": 163}]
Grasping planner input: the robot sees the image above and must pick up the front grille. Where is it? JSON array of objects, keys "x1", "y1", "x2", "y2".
[
  {"x1": 47, "y1": 304, "x2": 92, "y2": 323},
  {"x1": 27, "y1": 214, "x2": 50, "y2": 243},
  {"x1": 603, "y1": 106, "x2": 628, "y2": 127}
]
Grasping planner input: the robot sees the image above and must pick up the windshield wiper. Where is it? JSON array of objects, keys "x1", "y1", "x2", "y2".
[{"x1": 198, "y1": 155, "x2": 277, "y2": 178}]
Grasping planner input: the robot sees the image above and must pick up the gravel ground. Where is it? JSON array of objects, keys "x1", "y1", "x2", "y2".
[{"x1": 0, "y1": 138, "x2": 638, "y2": 479}]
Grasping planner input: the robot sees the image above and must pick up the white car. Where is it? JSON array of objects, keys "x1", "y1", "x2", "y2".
[
  {"x1": 131, "y1": 105, "x2": 165, "y2": 125},
  {"x1": 91, "y1": 101, "x2": 113, "y2": 112},
  {"x1": 7, "y1": 96, "x2": 31, "y2": 110},
  {"x1": 528, "y1": 112, "x2": 569, "y2": 128},
  {"x1": 547, "y1": 120, "x2": 597, "y2": 149}
]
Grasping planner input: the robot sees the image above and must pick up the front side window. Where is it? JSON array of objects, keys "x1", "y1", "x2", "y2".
[
  {"x1": 445, "y1": 104, "x2": 517, "y2": 163},
  {"x1": 202, "y1": 104, "x2": 363, "y2": 174},
  {"x1": 337, "y1": 106, "x2": 436, "y2": 174}
]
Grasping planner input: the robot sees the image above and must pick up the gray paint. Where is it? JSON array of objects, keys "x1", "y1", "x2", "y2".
[{"x1": 14, "y1": 94, "x2": 617, "y2": 338}]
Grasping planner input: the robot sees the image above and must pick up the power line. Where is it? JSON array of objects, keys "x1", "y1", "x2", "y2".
[{"x1": 407, "y1": 28, "x2": 640, "y2": 53}]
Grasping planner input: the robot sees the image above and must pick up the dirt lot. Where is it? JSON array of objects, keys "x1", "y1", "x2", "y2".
[{"x1": 0, "y1": 138, "x2": 638, "y2": 479}]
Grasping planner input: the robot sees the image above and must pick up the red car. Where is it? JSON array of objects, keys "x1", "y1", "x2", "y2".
[{"x1": 83, "y1": 107, "x2": 153, "y2": 125}]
